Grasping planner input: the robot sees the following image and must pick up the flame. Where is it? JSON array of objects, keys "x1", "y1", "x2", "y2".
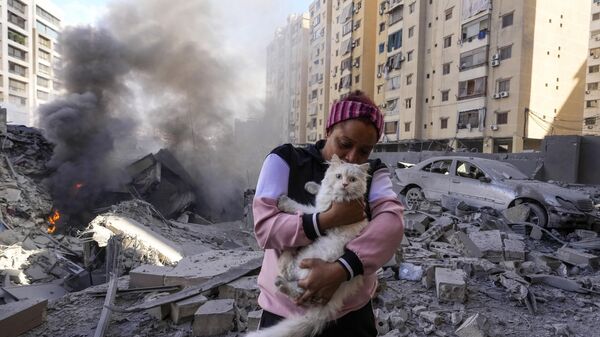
[
  {"x1": 47, "y1": 210, "x2": 60, "y2": 234},
  {"x1": 74, "y1": 183, "x2": 84, "y2": 189}
]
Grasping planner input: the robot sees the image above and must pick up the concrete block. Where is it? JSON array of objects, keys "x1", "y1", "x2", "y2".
[
  {"x1": 129, "y1": 264, "x2": 171, "y2": 288},
  {"x1": 411, "y1": 305, "x2": 427, "y2": 315},
  {"x1": 403, "y1": 213, "x2": 430, "y2": 235},
  {"x1": 193, "y1": 299, "x2": 237, "y2": 336},
  {"x1": 575, "y1": 229, "x2": 597, "y2": 240},
  {"x1": 217, "y1": 275, "x2": 259, "y2": 309},
  {"x1": 165, "y1": 250, "x2": 263, "y2": 287},
  {"x1": 556, "y1": 247, "x2": 599, "y2": 268},
  {"x1": 501, "y1": 204, "x2": 530, "y2": 223},
  {"x1": 419, "y1": 311, "x2": 443, "y2": 325},
  {"x1": 529, "y1": 226, "x2": 543, "y2": 240},
  {"x1": 170, "y1": 294, "x2": 208, "y2": 324},
  {"x1": 435, "y1": 268, "x2": 466, "y2": 303},
  {"x1": 455, "y1": 313, "x2": 488, "y2": 337},
  {"x1": 429, "y1": 242, "x2": 461, "y2": 259},
  {"x1": 448, "y1": 231, "x2": 483, "y2": 258},
  {"x1": 247, "y1": 309, "x2": 262, "y2": 332},
  {"x1": 0, "y1": 298, "x2": 47, "y2": 337},
  {"x1": 147, "y1": 304, "x2": 171, "y2": 320},
  {"x1": 468, "y1": 230, "x2": 504, "y2": 262},
  {"x1": 421, "y1": 265, "x2": 436, "y2": 289},
  {"x1": 503, "y1": 239, "x2": 526, "y2": 261}
]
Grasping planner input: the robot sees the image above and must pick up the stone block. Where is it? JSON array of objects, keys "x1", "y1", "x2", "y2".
[
  {"x1": 247, "y1": 309, "x2": 262, "y2": 332},
  {"x1": 556, "y1": 247, "x2": 599, "y2": 268},
  {"x1": 0, "y1": 298, "x2": 47, "y2": 337},
  {"x1": 435, "y1": 268, "x2": 466, "y2": 303},
  {"x1": 501, "y1": 204, "x2": 530, "y2": 223},
  {"x1": 147, "y1": 304, "x2": 171, "y2": 320},
  {"x1": 448, "y1": 231, "x2": 483, "y2": 258},
  {"x1": 193, "y1": 299, "x2": 237, "y2": 336},
  {"x1": 403, "y1": 213, "x2": 430, "y2": 235},
  {"x1": 217, "y1": 275, "x2": 259, "y2": 309},
  {"x1": 129, "y1": 265, "x2": 171, "y2": 288},
  {"x1": 170, "y1": 294, "x2": 208, "y2": 324},
  {"x1": 468, "y1": 230, "x2": 504, "y2": 262},
  {"x1": 529, "y1": 226, "x2": 543, "y2": 240},
  {"x1": 419, "y1": 311, "x2": 443, "y2": 325},
  {"x1": 165, "y1": 250, "x2": 263, "y2": 287},
  {"x1": 455, "y1": 313, "x2": 488, "y2": 337},
  {"x1": 575, "y1": 229, "x2": 597, "y2": 240},
  {"x1": 503, "y1": 239, "x2": 525, "y2": 261}
]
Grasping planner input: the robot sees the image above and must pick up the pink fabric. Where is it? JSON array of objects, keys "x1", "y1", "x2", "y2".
[
  {"x1": 253, "y1": 197, "x2": 313, "y2": 251},
  {"x1": 327, "y1": 100, "x2": 384, "y2": 140}
]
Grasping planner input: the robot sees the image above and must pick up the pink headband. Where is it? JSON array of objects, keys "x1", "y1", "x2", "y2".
[{"x1": 326, "y1": 100, "x2": 384, "y2": 140}]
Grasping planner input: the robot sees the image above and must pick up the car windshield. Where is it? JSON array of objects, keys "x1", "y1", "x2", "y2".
[{"x1": 485, "y1": 162, "x2": 529, "y2": 180}]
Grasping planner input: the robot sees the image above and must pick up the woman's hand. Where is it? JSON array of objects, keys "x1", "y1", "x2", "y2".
[
  {"x1": 295, "y1": 258, "x2": 347, "y2": 306},
  {"x1": 318, "y1": 199, "x2": 366, "y2": 231}
]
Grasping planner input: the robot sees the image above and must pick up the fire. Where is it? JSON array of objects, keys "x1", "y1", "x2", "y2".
[
  {"x1": 74, "y1": 182, "x2": 84, "y2": 190},
  {"x1": 47, "y1": 209, "x2": 60, "y2": 234}
]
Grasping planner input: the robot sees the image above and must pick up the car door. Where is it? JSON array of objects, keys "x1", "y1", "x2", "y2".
[
  {"x1": 418, "y1": 159, "x2": 452, "y2": 202},
  {"x1": 449, "y1": 160, "x2": 499, "y2": 208}
]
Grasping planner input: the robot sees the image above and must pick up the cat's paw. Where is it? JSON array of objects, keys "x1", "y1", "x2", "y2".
[
  {"x1": 277, "y1": 195, "x2": 295, "y2": 213},
  {"x1": 304, "y1": 181, "x2": 320, "y2": 195}
]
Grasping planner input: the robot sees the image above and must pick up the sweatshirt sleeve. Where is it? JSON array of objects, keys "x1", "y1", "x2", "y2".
[
  {"x1": 253, "y1": 153, "x2": 315, "y2": 251},
  {"x1": 337, "y1": 167, "x2": 404, "y2": 278}
]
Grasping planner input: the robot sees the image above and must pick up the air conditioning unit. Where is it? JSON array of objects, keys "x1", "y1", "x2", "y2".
[
  {"x1": 490, "y1": 124, "x2": 499, "y2": 131},
  {"x1": 492, "y1": 53, "x2": 500, "y2": 60},
  {"x1": 493, "y1": 93, "x2": 501, "y2": 99},
  {"x1": 586, "y1": 90, "x2": 591, "y2": 94},
  {"x1": 354, "y1": 61, "x2": 360, "y2": 68},
  {"x1": 351, "y1": 41, "x2": 357, "y2": 48},
  {"x1": 399, "y1": 55, "x2": 406, "y2": 62},
  {"x1": 491, "y1": 59, "x2": 500, "y2": 67},
  {"x1": 500, "y1": 91, "x2": 509, "y2": 98},
  {"x1": 377, "y1": 72, "x2": 382, "y2": 78}
]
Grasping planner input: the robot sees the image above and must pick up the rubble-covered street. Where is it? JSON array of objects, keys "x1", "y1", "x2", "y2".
[{"x1": 0, "y1": 122, "x2": 599, "y2": 337}]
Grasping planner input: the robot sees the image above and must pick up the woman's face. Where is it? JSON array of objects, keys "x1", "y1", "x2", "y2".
[{"x1": 322, "y1": 119, "x2": 378, "y2": 164}]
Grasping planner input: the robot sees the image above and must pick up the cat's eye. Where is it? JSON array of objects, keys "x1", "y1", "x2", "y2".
[
  {"x1": 336, "y1": 174, "x2": 342, "y2": 179},
  {"x1": 349, "y1": 177, "x2": 356, "y2": 182}
]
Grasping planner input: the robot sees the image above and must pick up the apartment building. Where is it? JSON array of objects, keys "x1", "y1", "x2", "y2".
[
  {"x1": 329, "y1": 0, "x2": 378, "y2": 108},
  {"x1": 266, "y1": 13, "x2": 310, "y2": 144},
  {"x1": 2, "y1": 0, "x2": 62, "y2": 126},
  {"x1": 586, "y1": 0, "x2": 600, "y2": 135},
  {"x1": 374, "y1": 0, "x2": 588, "y2": 153},
  {"x1": 306, "y1": 0, "x2": 332, "y2": 142}
]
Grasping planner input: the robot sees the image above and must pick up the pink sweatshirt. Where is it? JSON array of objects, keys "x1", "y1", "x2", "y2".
[{"x1": 253, "y1": 153, "x2": 404, "y2": 319}]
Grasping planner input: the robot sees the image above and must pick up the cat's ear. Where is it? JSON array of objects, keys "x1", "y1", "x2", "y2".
[
  {"x1": 359, "y1": 163, "x2": 370, "y2": 173},
  {"x1": 329, "y1": 154, "x2": 342, "y2": 165}
]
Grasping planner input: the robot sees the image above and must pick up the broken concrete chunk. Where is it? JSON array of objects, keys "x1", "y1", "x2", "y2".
[
  {"x1": 193, "y1": 299, "x2": 237, "y2": 336},
  {"x1": 435, "y1": 268, "x2": 467, "y2": 303},
  {"x1": 129, "y1": 264, "x2": 172, "y2": 288},
  {"x1": 468, "y1": 230, "x2": 504, "y2": 263},
  {"x1": 575, "y1": 229, "x2": 597, "y2": 240},
  {"x1": 448, "y1": 231, "x2": 483, "y2": 258},
  {"x1": 503, "y1": 239, "x2": 526, "y2": 261},
  {"x1": 403, "y1": 213, "x2": 430, "y2": 235},
  {"x1": 246, "y1": 309, "x2": 262, "y2": 332},
  {"x1": 0, "y1": 298, "x2": 47, "y2": 337},
  {"x1": 455, "y1": 313, "x2": 488, "y2": 337},
  {"x1": 170, "y1": 294, "x2": 208, "y2": 324},
  {"x1": 556, "y1": 247, "x2": 599, "y2": 268},
  {"x1": 419, "y1": 310, "x2": 443, "y2": 326},
  {"x1": 501, "y1": 204, "x2": 530, "y2": 223},
  {"x1": 217, "y1": 275, "x2": 259, "y2": 309},
  {"x1": 529, "y1": 226, "x2": 543, "y2": 240}
]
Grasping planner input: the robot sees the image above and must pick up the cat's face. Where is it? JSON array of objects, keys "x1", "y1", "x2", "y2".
[{"x1": 324, "y1": 155, "x2": 370, "y2": 198}]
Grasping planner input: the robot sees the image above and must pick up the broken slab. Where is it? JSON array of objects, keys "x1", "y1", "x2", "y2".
[
  {"x1": 503, "y1": 239, "x2": 525, "y2": 261},
  {"x1": 164, "y1": 250, "x2": 263, "y2": 287},
  {"x1": 419, "y1": 310, "x2": 443, "y2": 326},
  {"x1": 247, "y1": 309, "x2": 262, "y2": 332},
  {"x1": 2, "y1": 283, "x2": 67, "y2": 301},
  {"x1": 468, "y1": 230, "x2": 504, "y2": 262},
  {"x1": 193, "y1": 299, "x2": 237, "y2": 336},
  {"x1": 555, "y1": 247, "x2": 599, "y2": 268},
  {"x1": 129, "y1": 265, "x2": 172, "y2": 288},
  {"x1": 448, "y1": 231, "x2": 483, "y2": 258},
  {"x1": 170, "y1": 293, "x2": 208, "y2": 324},
  {"x1": 0, "y1": 298, "x2": 47, "y2": 337},
  {"x1": 403, "y1": 213, "x2": 430, "y2": 235},
  {"x1": 435, "y1": 268, "x2": 467, "y2": 303},
  {"x1": 217, "y1": 275, "x2": 259, "y2": 309},
  {"x1": 501, "y1": 204, "x2": 530, "y2": 223},
  {"x1": 455, "y1": 313, "x2": 488, "y2": 337}
]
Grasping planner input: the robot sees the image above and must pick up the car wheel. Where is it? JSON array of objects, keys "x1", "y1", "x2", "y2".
[
  {"x1": 524, "y1": 202, "x2": 548, "y2": 228},
  {"x1": 404, "y1": 187, "x2": 423, "y2": 210}
]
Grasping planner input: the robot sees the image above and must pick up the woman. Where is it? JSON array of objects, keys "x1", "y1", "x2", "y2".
[{"x1": 253, "y1": 91, "x2": 404, "y2": 336}]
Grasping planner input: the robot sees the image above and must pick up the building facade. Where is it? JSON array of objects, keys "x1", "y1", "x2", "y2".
[
  {"x1": 266, "y1": 13, "x2": 310, "y2": 144},
  {"x1": 2, "y1": 0, "x2": 62, "y2": 126},
  {"x1": 585, "y1": 0, "x2": 600, "y2": 135}
]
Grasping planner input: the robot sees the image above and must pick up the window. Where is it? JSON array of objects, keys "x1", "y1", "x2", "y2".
[
  {"x1": 499, "y1": 45, "x2": 512, "y2": 60},
  {"x1": 387, "y1": 30, "x2": 402, "y2": 52},
  {"x1": 445, "y1": 7, "x2": 453, "y2": 20},
  {"x1": 9, "y1": 79, "x2": 26, "y2": 94},
  {"x1": 457, "y1": 109, "x2": 481, "y2": 128},
  {"x1": 341, "y1": 57, "x2": 352, "y2": 72},
  {"x1": 591, "y1": 47, "x2": 600, "y2": 59},
  {"x1": 8, "y1": 11, "x2": 26, "y2": 29},
  {"x1": 38, "y1": 48, "x2": 51, "y2": 61},
  {"x1": 39, "y1": 35, "x2": 51, "y2": 48},
  {"x1": 585, "y1": 117, "x2": 597, "y2": 125},
  {"x1": 458, "y1": 77, "x2": 487, "y2": 99},
  {"x1": 387, "y1": 75, "x2": 401, "y2": 90},
  {"x1": 404, "y1": 122, "x2": 411, "y2": 132},
  {"x1": 587, "y1": 100, "x2": 598, "y2": 108},
  {"x1": 409, "y1": 2, "x2": 415, "y2": 13},
  {"x1": 385, "y1": 98, "x2": 398, "y2": 113},
  {"x1": 379, "y1": 43, "x2": 385, "y2": 53},
  {"x1": 407, "y1": 50, "x2": 414, "y2": 61},
  {"x1": 461, "y1": 17, "x2": 489, "y2": 42},
  {"x1": 497, "y1": 112, "x2": 508, "y2": 125},
  {"x1": 441, "y1": 90, "x2": 450, "y2": 101},
  {"x1": 9, "y1": 94, "x2": 26, "y2": 106},
  {"x1": 384, "y1": 121, "x2": 398, "y2": 134},
  {"x1": 37, "y1": 90, "x2": 49, "y2": 100},
  {"x1": 443, "y1": 62, "x2": 451, "y2": 75},
  {"x1": 8, "y1": 46, "x2": 27, "y2": 61},
  {"x1": 339, "y1": 74, "x2": 352, "y2": 89},
  {"x1": 389, "y1": 5, "x2": 403, "y2": 25},
  {"x1": 594, "y1": 13, "x2": 600, "y2": 21},
  {"x1": 342, "y1": 20, "x2": 353, "y2": 36},
  {"x1": 8, "y1": 61, "x2": 27, "y2": 77},
  {"x1": 443, "y1": 35, "x2": 452, "y2": 48},
  {"x1": 341, "y1": 38, "x2": 352, "y2": 55},
  {"x1": 588, "y1": 82, "x2": 599, "y2": 91},
  {"x1": 441, "y1": 118, "x2": 448, "y2": 129},
  {"x1": 405, "y1": 97, "x2": 412, "y2": 108},
  {"x1": 456, "y1": 161, "x2": 486, "y2": 180},
  {"x1": 379, "y1": 22, "x2": 386, "y2": 33},
  {"x1": 502, "y1": 12, "x2": 514, "y2": 28},
  {"x1": 39, "y1": 63, "x2": 51, "y2": 75},
  {"x1": 459, "y1": 46, "x2": 487, "y2": 70},
  {"x1": 406, "y1": 73, "x2": 413, "y2": 85},
  {"x1": 497, "y1": 78, "x2": 510, "y2": 92},
  {"x1": 37, "y1": 76, "x2": 49, "y2": 88},
  {"x1": 9, "y1": 0, "x2": 26, "y2": 15},
  {"x1": 8, "y1": 29, "x2": 27, "y2": 46},
  {"x1": 423, "y1": 160, "x2": 452, "y2": 174},
  {"x1": 408, "y1": 26, "x2": 414, "y2": 37},
  {"x1": 590, "y1": 65, "x2": 600, "y2": 73},
  {"x1": 36, "y1": 5, "x2": 60, "y2": 26}
]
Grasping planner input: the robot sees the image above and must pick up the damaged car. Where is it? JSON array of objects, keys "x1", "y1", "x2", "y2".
[{"x1": 394, "y1": 156, "x2": 598, "y2": 228}]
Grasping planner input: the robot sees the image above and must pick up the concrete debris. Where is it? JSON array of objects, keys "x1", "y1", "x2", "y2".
[
  {"x1": 455, "y1": 313, "x2": 488, "y2": 337},
  {"x1": 0, "y1": 298, "x2": 47, "y2": 337},
  {"x1": 435, "y1": 268, "x2": 467, "y2": 302},
  {"x1": 555, "y1": 247, "x2": 599, "y2": 268},
  {"x1": 170, "y1": 294, "x2": 208, "y2": 324},
  {"x1": 501, "y1": 204, "x2": 531, "y2": 223},
  {"x1": 193, "y1": 299, "x2": 237, "y2": 337},
  {"x1": 468, "y1": 230, "x2": 504, "y2": 262}
]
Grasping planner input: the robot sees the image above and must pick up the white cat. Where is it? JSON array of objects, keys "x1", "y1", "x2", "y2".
[{"x1": 247, "y1": 154, "x2": 371, "y2": 337}]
